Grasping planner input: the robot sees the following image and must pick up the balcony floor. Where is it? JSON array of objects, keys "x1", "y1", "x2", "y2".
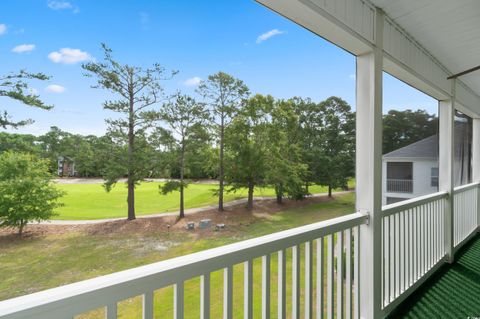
[{"x1": 391, "y1": 233, "x2": 480, "y2": 318}]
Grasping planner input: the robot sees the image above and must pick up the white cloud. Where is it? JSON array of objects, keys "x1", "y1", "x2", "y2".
[
  {"x1": 45, "y1": 84, "x2": 66, "y2": 93},
  {"x1": 0, "y1": 24, "x2": 6, "y2": 35},
  {"x1": 12, "y1": 44, "x2": 36, "y2": 53},
  {"x1": 47, "y1": 1, "x2": 72, "y2": 9},
  {"x1": 256, "y1": 29, "x2": 284, "y2": 44},
  {"x1": 183, "y1": 76, "x2": 202, "y2": 87},
  {"x1": 48, "y1": 48, "x2": 91, "y2": 64},
  {"x1": 47, "y1": 1, "x2": 79, "y2": 13}
]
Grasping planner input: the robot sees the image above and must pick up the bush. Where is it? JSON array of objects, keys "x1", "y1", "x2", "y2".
[{"x1": 0, "y1": 152, "x2": 65, "y2": 235}]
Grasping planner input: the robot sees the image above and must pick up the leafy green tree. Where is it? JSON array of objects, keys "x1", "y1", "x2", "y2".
[
  {"x1": 197, "y1": 72, "x2": 249, "y2": 211},
  {"x1": 294, "y1": 97, "x2": 354, "y2": 197},
  {"x1": 71, "y1": 135, "x2": 101, "y2": 177},
  {"x1": 82, "y1": 44, "x2": 175, "y2": 220},
  {"x1": 158, "y1": 94, "x2": 208, "y2": 218},
  {"x1": 1, "y1": 70, "x2": 53, "y2": 128},
  {"x1": 148, "y1": 127, "x2": 178, "y2": 178},
  {"x1": 383, "y1": 109, "x2": 438, "y2": 154},
  {"x1": 225, "y1": 94, "x2": 271, "y2": 211},
  {"x1": 317, "y1": 97, "x2": 355, "y2": 196},
  {"x1": 0, "y1": 152, "x2": 64, "y2": 235},
  {"x1": 293, "y1": 97, "x2": 325, "y2": 193},
  {"x1": 0, "y1": 132, "x2": 41, "y2": 155},
  {"x1": 184, "y1": 125, "x2": 217, "y2": 180},
  {"x1": 37, "y1": 126, "x2": 68, "y2": 173},
  {"x1": 265, "y1": 99, "x2": 307, "y2": 203},
  {"x1": 86, "y1": 135, "x2": 120, "y2": 177}
]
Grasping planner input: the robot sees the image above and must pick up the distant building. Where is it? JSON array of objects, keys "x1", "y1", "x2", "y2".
[
  {"x1": 57, "y1": 156, "x2": 77, "y2": 177},
  {"x1": 383, "y1": 119, "x2": 472, "y2": 206},
  {"x1": 382, "y1": 135, "x2": 439, "y2": 205}
]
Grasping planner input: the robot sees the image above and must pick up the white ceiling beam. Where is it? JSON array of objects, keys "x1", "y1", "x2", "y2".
[
  {"x1": 256, "y1": 0, "x2": 480, "y2": 116},
  {"x1": 256, "y1": 0, "x2": 373, "y2": 56}
]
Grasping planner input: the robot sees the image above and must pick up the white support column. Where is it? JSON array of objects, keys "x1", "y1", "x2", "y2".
[
  {"x1": 439, "y1": 82, "x2": 455, "y2": 262},
  {"x1": 356, "y1": 8, "x2": 384, "y2": 319},
  {"x1": 472, "y1": 118, "x2": 480, "y2": 230}
]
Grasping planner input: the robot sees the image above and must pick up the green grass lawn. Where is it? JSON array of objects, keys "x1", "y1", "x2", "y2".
[
  {"x1": 0, "y1": 193, "x2": 355, "y2": 318},
  {"x1": 54, "y1": 180, "x2": 355, "y2": 220}
]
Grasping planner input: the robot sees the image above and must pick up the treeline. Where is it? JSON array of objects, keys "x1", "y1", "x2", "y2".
[
  {"x1": 0, "y1": 128, "x2": 111, "y2": 177},
  {"x1": 0, "y1": 94, "x2": 356, "y2": 207},
  {"x1": 0, "y1": 109, "x2": 438, "y2": 183}
]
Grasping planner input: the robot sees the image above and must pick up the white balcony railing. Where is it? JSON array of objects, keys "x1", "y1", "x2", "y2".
[
  {"x1": 0, "y1": 183, "x2": 479, "y2": 318},
  {"x1": 386, "y1": 179, "x2": 413, "y2": 193},
  {"x1": 454, "y1": 183, "x2": 479, "y2": 248},
  {"x1": 380, "y1": 182, "x2": 480, "y2": 314},
  {"x1": 0, "y1": 213, "x2": 367, "y2": 319},
  {"x1": 381, "y1": 191, "x2": 448, "y2": 313}
]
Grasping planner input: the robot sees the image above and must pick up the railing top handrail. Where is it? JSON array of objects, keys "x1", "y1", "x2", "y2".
[
  {"x1": 453, "y1": 181, "x2": 480, "y2": 194},
  {"x1": 0, "y1": 212, "x2": 366, "y2": 318},
  {"x1": 386, "y1": 179, "x2": 413, "y2": 182},
  {"x1": 382, "y1": 191, "x2": 448, "y2": 217}
]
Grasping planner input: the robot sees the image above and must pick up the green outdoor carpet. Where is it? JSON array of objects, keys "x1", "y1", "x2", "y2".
[{"x1": 390, "y1": 234, "x2": 480, "y2": 319}]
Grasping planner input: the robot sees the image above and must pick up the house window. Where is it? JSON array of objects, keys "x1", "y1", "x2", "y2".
[
  {"x1": 431, "y1": 167, "x2": 439, "y2": 187},
  {"x1": 387, "y1": 162, "x2": 413, "y2": 180}
]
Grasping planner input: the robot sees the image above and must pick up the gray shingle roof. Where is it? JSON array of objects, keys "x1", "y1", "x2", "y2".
[{"x1": 383, "y1": 135, "x2": 438, "y2": 159}]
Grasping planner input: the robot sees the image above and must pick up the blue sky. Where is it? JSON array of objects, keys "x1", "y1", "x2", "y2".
[{"x1": 0, "y1": 0, "x2": 438, "y2": 136}]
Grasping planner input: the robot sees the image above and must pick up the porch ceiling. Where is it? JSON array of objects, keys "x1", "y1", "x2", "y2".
[{"x1": 370, "y1": 0, "x2": 480, "y2": 96}]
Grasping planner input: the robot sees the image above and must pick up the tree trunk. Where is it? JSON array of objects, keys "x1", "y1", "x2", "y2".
[
  {"x1": 305, "y1": 181, "x2": 309, "y2": 194},
  {"x1": 328, "y1": 185, "x2": 332, "y2": 197},
  {"x1": 218, "y1": 118, "x2": 225, "y2": 212},
  {"x1": 179, "y1": 139, "x2": 185, "y2": 219},
  {"x1": 276, "y1": 184, "x2": 283, "y2": 204},
  {"x1": 247, "y1": 180, "x2": 254, "y2": 211},
  {"x1": 18, "y1": 221, "x2": 25, "y2": 236},
  {"x1": 127, "y1": 177, "x2": 135, "y2": 220},
  {"x1": 179, "y1": 182, "x2": 185, "y2": 219},
  {"x1": 127, "y1": 87, "x2": 136, "y2": 220},
  {"x1": 276, "y1": 193, "x2": 283, "y2": 204}
]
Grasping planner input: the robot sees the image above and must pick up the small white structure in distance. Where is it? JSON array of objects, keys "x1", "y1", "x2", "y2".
[{"x1": 382, "y1": 135, "x2": 439, "y2": 205}]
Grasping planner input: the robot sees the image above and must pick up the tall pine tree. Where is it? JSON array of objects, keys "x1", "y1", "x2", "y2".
[{"x1": 83, "y1": 44, "x2": 176, "y2": 220}]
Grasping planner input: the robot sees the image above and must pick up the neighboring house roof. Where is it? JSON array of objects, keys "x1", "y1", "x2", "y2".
[
  {"x1": 383, "y1": 135, "x2": 438, "y2": 159},
  {"x1": 384, "y1": 120, "x2": 471, "y2": 160}
]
